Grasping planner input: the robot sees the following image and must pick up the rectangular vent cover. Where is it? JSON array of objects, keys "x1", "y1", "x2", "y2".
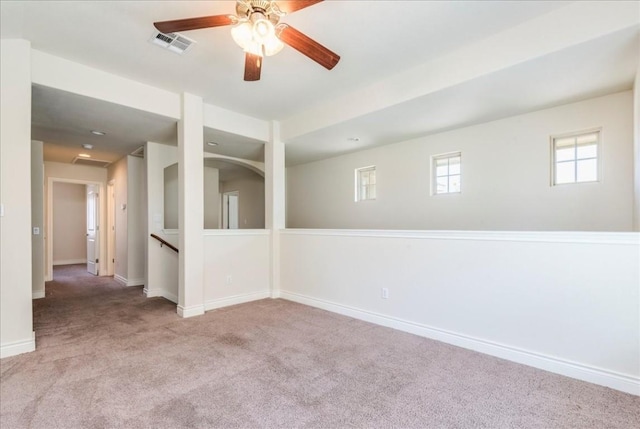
[
  {"x1": 150, "y1": 31, "x2": 196, "y2": 54},
  {"x1": 72, "y1": 157, "x2": 112, "y2": 168}
]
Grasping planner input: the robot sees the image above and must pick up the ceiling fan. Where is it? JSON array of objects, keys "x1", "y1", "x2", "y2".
[{"x1": 154, "y1": 0, "x2": 340, "y2": 81}]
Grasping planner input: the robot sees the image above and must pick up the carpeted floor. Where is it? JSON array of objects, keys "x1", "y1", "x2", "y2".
[{"x1": 1, "y1": 264, "x2": 638, "y2": 428}]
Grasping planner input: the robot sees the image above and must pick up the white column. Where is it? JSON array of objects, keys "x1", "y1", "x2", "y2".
[
  {"x1": 265, "y1": 121, "x2": 286, "y2": 298},
  {"x1": 177, "y1": 93, "x2": 205, "y2": 317},
  {"x1": 0, "y1": 40, "x2": 35, "y2": 357},
  {"x1": 633, "y1": 68, "x2": 640, "y2": 231}
]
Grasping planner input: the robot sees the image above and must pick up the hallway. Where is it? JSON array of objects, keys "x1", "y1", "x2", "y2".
[{"x1": 33, "y1": 264, "x2": 175, "y2": 349}]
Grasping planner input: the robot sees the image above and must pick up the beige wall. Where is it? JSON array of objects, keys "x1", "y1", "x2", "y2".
[
  {"x1": 0, "y1": 39, "x2": 34, "y2": 357},
  {"x1": 221, "y1": 175, "x2": 265, "y2": 229},
  {"x1": 165, "y1": 162, "x2": 225, "y2": 229},
  {"x1": 164, "y1": 163, "x2": 178, "y2": 229},
  {"x1": 52, "y1": 182, "x2": 86, "y2": 264},
  {"x1": 287, "y1": 91, "x2": 635, "y2": 231},
  {"x1": 204, "y1": 166, "x2": 220, "y2": 229}
]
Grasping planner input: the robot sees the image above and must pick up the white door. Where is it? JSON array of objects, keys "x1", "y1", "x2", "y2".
[
  {"x1": 86, "y1": 185, "x2": 99, "y2": 275},
  {"x1": 222, "y1": 191, "x2": 239, "y2": 229}
]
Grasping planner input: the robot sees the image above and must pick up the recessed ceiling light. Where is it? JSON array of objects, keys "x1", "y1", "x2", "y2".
[
  {"x1": 78, "y1": 153, "x2": 91, "y2": 158},
  {"x1": 82, "y1": 143, "x2": 93, "y2": 150},
  {"x1": 91, "y1": 130, "x2": 106, "y2": 136},
  {"x1": 347, "y1": 137, "x2": 360, "y2": 142},
  {"x1": 207, "y1": 141, "x2": 219, "y2": 146}
]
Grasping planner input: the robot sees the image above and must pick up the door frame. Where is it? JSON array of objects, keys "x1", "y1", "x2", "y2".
[
  {"x1": 46, "y1": 177, "x2": 106, "y2": 281},
  {"x1": 107, "y1": 180, "x2": 115, "y2": 276}
]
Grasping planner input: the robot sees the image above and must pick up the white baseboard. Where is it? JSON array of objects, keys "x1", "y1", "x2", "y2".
[
  {"x1": 204, "y1": 290, "x2": 270, "y2": 311},
  {"x1": 280, "y1": 290, "x2": 640, "y2": 396},
  {"x1": 177, "y1": 304, "x2": 205, "y2": 318},
  {"x1": 126, "y1": 278, "x2": 144, "y2": 287},
  {"x1": 144, "y1": 288, "x2": 178, "y2": 304},
  {"x1": 114, "y1": 275, "x2": 144, "y2": 287},
  {"x1": 1, "y1": 332, "x2": 36, "y2": 358},
  {"x1": 32, "y1": 290, "x2": 45, "y2": 299},
  {"x1": 53, "y1": 259, "x2": 86, "y2": 266}
]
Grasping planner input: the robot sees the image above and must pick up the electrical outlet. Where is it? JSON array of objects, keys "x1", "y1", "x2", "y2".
[
  {"x1": 33, "y1": 227, "x2": 40, "y2": 235},
  {"x1": 226, "y1": 275, "x2": 232, "y2": 284},
  {"x1": 381, "y1": 288, "x2": 389, "y2": 299}
]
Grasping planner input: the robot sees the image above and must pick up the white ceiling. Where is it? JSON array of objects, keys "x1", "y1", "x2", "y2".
[{"x1": 1, "y1": 1, "x2": 638, "y2": 167}]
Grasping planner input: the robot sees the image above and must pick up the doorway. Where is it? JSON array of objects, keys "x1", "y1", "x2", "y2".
[
  {"x1": 222, "y1": 191, "x2": 239, "y2": 229},
  {"x1": 46, "y1": 178, "x2": 106, "y2": 281}
]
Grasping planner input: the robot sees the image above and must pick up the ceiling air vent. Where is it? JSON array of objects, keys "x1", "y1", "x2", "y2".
[
  {"x1": 150, "y1": 31, "x2": 196, "y2": 55},
  {"x1": 72, "y1": 157, "x2": 112, "y2": 168}
]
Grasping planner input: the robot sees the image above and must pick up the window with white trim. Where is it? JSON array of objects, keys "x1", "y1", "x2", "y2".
[
  {"x1": 355, "y1": 166, "x2": 376, "y2": 201},
  {"x1": 552, "y1": 130, "x2": 599, "y2": 185},
  {"x1": 432, "y1": 152, "x2": 461, "y2": 194}
]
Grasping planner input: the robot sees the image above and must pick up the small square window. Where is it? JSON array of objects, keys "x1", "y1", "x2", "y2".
[
  {"x1": 355, "y1": 166, "x2": 376, "y2": 201},
  {"x1": 552, "y1": 130, "x2": 600, "y2": 185},
  {"x1": 432, "y1": 153, "x2": 461, "y2": 195}
]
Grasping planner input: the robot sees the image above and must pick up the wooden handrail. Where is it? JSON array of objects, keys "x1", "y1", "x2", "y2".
[{"x1": 150, "y1": 234, "x2": 179, "y2": 253}]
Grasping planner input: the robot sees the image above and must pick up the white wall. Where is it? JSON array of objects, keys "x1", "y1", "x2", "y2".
[
  {"x1": 634, "y1": 69, "x2": 640, "y2": 231},
  {"x1": 221, "y1": 175, "x2": 265, "y2": 229},
  {"x1": 0, "y1": 39, "x2": 34, "y2": 358},
  {"x1": 287, "y1": 91, "x2": 634, "y2": 231},
  {"x1": 145, "y1": 142, "x2": 179, "y2": 302},
  {"x1": 108, "y1": 158, "x2": 128, "y2": 282},
  {"x1": 31, "y1": 141, "x2": 45, "y2": 299},
  {"x1": 52, "y1": 183, "x2": 86, "y2": 264},
  {"x1": 204, "y1": 166, "x2": 220, "y2": 229},
  {"x1": 127, "y1": 156, "x2": 145, "y2": 286},
  {"x1": 280, "y1": 230, "x2": 640, "y2": 394},
  {"x1": 203, "y1": 231, "x2": 271, "y2": 309}
]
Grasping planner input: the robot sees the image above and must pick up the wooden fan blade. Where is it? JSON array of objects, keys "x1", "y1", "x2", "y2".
[
  {"x1": 276, "y1": 24, "x2": 340, "y2": 70},
  {"x1": 244, "y1": 53, "x2": 262, "y2": 81},
  {"x1": 154, "y1": 15, "x2": 234, "y2": 33},
  {"x1": 277, "y1": 0, "x2": 324, "y2": 14}
]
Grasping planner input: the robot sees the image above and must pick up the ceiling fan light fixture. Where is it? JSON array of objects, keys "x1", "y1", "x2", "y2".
[
  {"x1": 252, "y1": 15, "x2": 274, "y2": 43},
  {"x1": 262, "y1": 36, "x2": 284, "y2": 56},
  {"x1": 231, "y1": 21, "x2": 253, "y2": 49}
]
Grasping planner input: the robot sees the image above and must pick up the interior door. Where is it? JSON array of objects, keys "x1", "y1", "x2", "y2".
[
  {"x1": 222, "y1": 191, "x2": 239, "y2": 229},
  {"x1": 86, "y1": 185, "x2": 99, "y2": 275}
]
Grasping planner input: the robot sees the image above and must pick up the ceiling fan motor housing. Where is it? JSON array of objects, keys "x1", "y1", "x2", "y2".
[{"x1": 236, "y1": 0, "x2": 281, "y2": 25}]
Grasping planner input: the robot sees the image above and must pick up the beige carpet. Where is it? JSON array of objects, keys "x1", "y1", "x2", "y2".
[{"x1": 1, "y1": 264, "x2": 638, "y2": 428}]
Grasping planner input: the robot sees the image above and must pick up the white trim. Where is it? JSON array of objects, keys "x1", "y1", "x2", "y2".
[
  {"x1": 203, "y1": 229, "x2": 270, "y2": 236},
  {"x1": 177, "y1": 304, "x2": 205, "y2": 318},
  {"x1": 280, "y1": 229, "x2": 640, "y2": 245},
  {"x1": 32, "y1": 290, "x2": 45, "y2": 299},
  {"x1": 114, "y1": 275, "x2": 144, "y2": 287},
  {"x1": 53, "y1": 259, "x2": 87, "y2": 266},
  {"x1": 162, "y1": 229, "x2": 179, "y2": 235},
  {"x1": 1, "y1": 332, "x2": 36, "y2": 358},
  {"x1": 126, "y1": 278, "x2": 144, "y2": 287},
  {"x1": 144, "y1": 288, "x2": 178, "y2": 304},
  {"x1": 280, "y1": 291, "x2": 639, "y2": 396},
  {"x1": 204, "y1": 290, "x2": 270, "y2": 311}
]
